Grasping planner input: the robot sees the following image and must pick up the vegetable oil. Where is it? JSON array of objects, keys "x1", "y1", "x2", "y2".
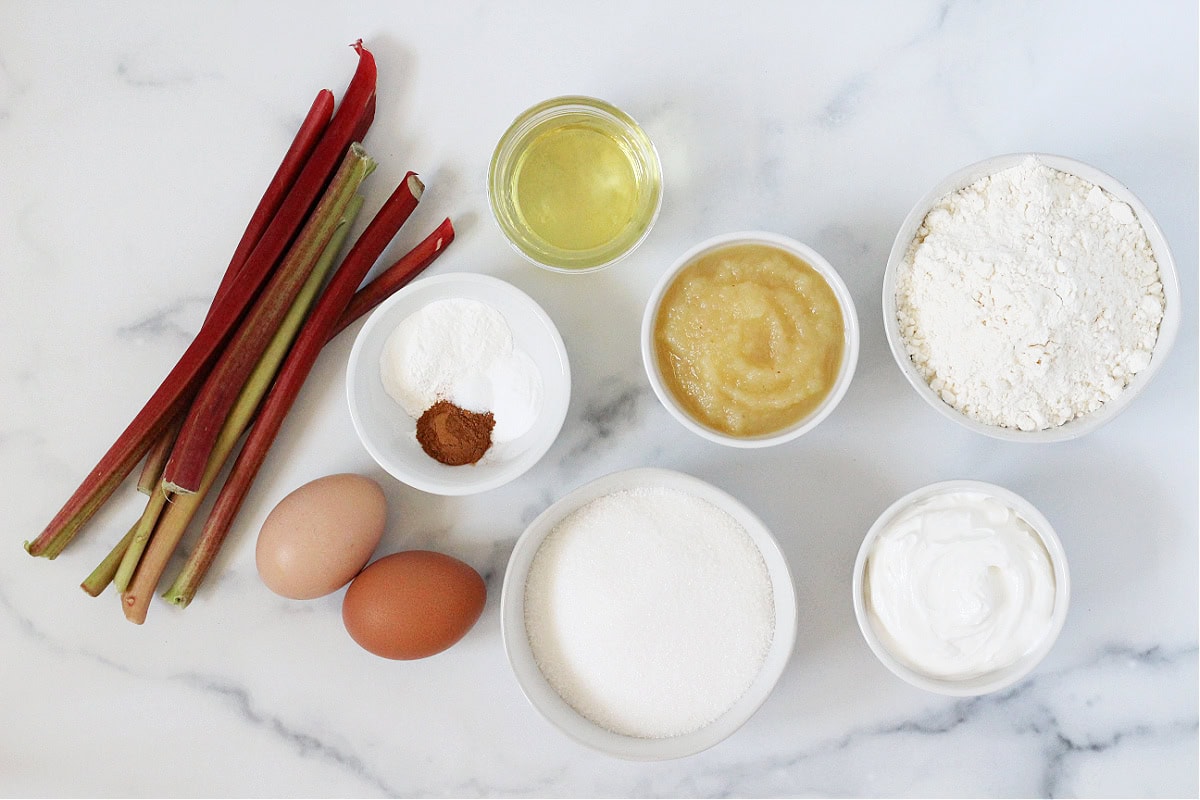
[{"x1": 489, "y1": 97, "x2": 662, "y2": 273}]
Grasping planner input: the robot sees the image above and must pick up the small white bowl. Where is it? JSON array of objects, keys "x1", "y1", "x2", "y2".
[
  {"x1": 500, "y1": 467, "x2": 797, "y2": 760},
  {"x1": 641, "y1": 231, "x2": 860, "y2": 448},
  {"x1": 882, "y1": 153, "x2": 1182, "y2": 442},
  {"x1": 852, "y1": 480, "x2": 1070, "y2": 696},
  {"x1": 346, "y1": 273, "x2": 570, "y2": 496}
]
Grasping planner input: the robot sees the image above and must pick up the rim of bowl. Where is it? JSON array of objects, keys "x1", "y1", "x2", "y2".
[
  {"x1": 881, "y1": 152, "x2": 1182, "y2": 442},
  {"x1": 851, "y1": 479, "x2": 1071, "y2": 696},
  {"x1": 487, "y1": 95, "x2": 664, "y2": 274},
  {"x1": 641, "y1": 231, "x2": 861, "y2": 448},
  {"x1": 500, "y1": 466, "x2": 798, "y2": 760},
  {"x1": 345, "y1": 272, "x2": 571, "y2": 496}
]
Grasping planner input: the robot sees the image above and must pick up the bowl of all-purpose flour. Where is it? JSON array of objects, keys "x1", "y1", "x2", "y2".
[
  {"x1": 500, "y1": 467, "x2": 797, "y2": 760},
  {"x1": 883, "y1": 153, "x2": 1181, "y2": 441},
  {"x1": 346, "y1": 273, "x2": 571, "y2": 495}
]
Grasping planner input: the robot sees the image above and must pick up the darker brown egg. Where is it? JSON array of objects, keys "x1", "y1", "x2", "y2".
[{"x1": 341, "y1": 550, "x2": 486, "y2": 660}]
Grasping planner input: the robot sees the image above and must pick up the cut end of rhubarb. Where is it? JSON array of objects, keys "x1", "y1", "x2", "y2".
[
  {"x1": 26, "y1": 537, "x2": 64, "y2": 559},
  {"x1": 163, "y1": 590, "x2": 192, "y2": 609},
  {"x1": 121, "y1": 592, "x2": 148, "y2": 625},
  {"x1": 161, "y1": 478, "x2": 199, "y2": 496},
  {"x1": 407, "y1": 173, "x2": 425, "y2": 201}
]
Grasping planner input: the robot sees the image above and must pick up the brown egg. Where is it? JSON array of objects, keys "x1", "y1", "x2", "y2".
[
  {"x1": 255, "y1": 473, "x2": 386, "y2": 600},
  {"x1": 342, "y1": 550, "x2": 486, "y2": 660}
]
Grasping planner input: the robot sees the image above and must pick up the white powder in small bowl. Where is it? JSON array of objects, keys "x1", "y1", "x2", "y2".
[
  {"x1": 523, "y1": 486, "x2": 775, "y2": 739},
  {"x1": 378, "y1": 297, "x2": 543, "y2": 443}
]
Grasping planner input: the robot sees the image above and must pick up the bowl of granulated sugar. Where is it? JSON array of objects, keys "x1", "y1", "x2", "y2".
[
  {"x1": 500, "y1": 467, "x2": 797, "y2": 760},
  {"x1": 883, "y1": 153, "x2": 1181, "y2": 442}
]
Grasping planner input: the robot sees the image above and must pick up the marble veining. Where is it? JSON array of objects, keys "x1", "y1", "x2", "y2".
[
  {"x1": 175, "y1": 672, "x2": 400, "y2": 797},
  {"x1": 115, "y1": 296, "x2": 213, "y2": 346},
  {"x1": 1, "y1": 2, "x2": 1195, "y2": 797}
]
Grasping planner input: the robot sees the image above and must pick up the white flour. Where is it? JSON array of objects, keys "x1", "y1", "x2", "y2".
[
  {"x1": 379, "y1": 298, "x2": 542, "y2": 442},
  {"x1": 896, "y1": 157, "x2": 1165, "y2": 431},
  {"x1": 523, "y1": 487, "x2": 775, "y2": 739}
]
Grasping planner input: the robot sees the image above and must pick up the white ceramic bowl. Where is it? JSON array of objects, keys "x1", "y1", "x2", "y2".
[
  {"x1": 641, "y1": 231, "x2": 860, "y2": 448},
  {"x1": 852, "y1": 480, "x2": 1070, "y2": 696},
  {"x1": 346, "y1": 273, "x2": 570, "y2": 495},
  {"x1": 500, "y1": 467, "x2": 797, "y2": 760},
  {"x1": 882, "y1": 153, "x2": 1182, "y2": 442}
]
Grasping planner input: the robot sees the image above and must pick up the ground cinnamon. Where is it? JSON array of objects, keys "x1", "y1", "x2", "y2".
[{"x1": 415, "y1": 400, "x2": 495, "y2": 466}]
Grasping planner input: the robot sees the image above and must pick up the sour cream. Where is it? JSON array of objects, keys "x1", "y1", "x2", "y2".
[{"x1": 865, "y1": 490, "x2": 1056, "y2": 680}]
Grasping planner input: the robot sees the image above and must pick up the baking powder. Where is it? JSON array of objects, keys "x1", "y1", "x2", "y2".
[
  {"x1": 896, "y1": 157, "x2": 1165, "y2": 431},
  {"x1": 379, "y1": 298, "x2": 542, "y2": 443},
  {"x1": 523, "y1": 487, "x2": 774, "y2": 739}
]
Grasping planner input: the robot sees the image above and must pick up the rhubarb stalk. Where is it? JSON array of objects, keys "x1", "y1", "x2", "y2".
[
  {"x1": 137, "y1": 415, "x2": 181, "y2": 495},
  {"x1": 80, "y1": 524, "x2": 137, "y2": 597},
  {"x1": 167, "y1": 174, "x2": 423, "y2": 605},
  {"x1": 123, "y1": 198, "x2": 365, "y2": 622},
  {"x1": 113, "y1": 486, "x2": 171, "y2": 592},
  {"x1": 207, "y1": 90, "x2": 335, "y2": 318},
  {"x1": 331, "y1": 217, "x2": 455, "y2": 338},
  {"x1": 162, "y1": 145, "x2": 375, "y2": 494},
  {"x1": 25, "y1": 42, "x2": 377, "y2": 559}
]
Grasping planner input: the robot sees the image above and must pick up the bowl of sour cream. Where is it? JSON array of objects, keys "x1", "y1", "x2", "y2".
[{"x1": 852, "y1": 480, "x2": 1070, "y2": 696}]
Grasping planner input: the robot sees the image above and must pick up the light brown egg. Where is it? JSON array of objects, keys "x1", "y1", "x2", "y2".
[
  {"x1": 255, "y1": 473, "x2": 387, "y2": 600},
  {"x1": 342, "y1": 550, "x2": 486, "y2": 660}
]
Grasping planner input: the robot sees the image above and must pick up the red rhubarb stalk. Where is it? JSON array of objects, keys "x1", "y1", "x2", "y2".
[
  {"x1": 350, "y1": 92, "x2": 377, "y2": 147},
  {"x1": 25, "y1": 42, "x2": 377, "y2": 559},
  {"x1": 162, "y1": 145, "x2": 375, "y2": 494},
  {"x1": 331, "y1": 217, "x2": 455, "y2": 338},
  {"x1": 207, "y1": 89, "x2": 335, "y2": 319},
  {"x1": 137, "y1": 415, "x2": 181, "y2": 495},
  {"x1": 168, "y1": 174, "x2": 423, "y2": 603}
]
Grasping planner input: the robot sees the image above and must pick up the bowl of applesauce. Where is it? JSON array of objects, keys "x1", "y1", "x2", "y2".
[{"x1": 641, "y1": 232, "x2": 860, "y2": 447}]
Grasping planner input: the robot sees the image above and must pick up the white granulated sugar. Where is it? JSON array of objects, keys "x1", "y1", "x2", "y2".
[
  {"x1": 896, "y1": 157, "x2": 1165, "y2": 431},
  {"x1": 523, "y1": 487, "x2": 775, "y2": 740}
]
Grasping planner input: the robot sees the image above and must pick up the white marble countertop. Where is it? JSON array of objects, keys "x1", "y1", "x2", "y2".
[{"x1": 3, "y1": 2, "x2": 1196, "y2": 797}]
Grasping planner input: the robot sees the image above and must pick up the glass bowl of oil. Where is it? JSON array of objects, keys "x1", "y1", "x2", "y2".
[{"x1": 488, "y1": 96, "x2": 663, "y2": 273}]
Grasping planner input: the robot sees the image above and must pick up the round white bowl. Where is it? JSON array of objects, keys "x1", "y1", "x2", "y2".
[
  {"x1": 346, "y1": 273, "x2": 570, "y2": 496},
  {"x1": 852, "y1": 479, "x2": 1070, "y2": 696},
  {"x1": 500, "y1": 467, "x2": 798, "y2": 760},
  {"x1": 641, "y1": 231, "x2": 860, "y2": 448},
  {"x1": 882, "y1": 153, "x2": 1182, "y2": 442}
]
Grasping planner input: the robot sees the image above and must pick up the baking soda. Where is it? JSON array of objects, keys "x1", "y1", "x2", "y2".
[{"x1": 523, "y1": 487, "x2": 775, "y2": 739}]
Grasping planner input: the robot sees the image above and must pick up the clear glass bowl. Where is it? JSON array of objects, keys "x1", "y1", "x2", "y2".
[{"x1": 488, "y1": 96, "x2": 663, "y2": 273}]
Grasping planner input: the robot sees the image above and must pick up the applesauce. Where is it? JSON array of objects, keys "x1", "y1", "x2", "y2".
[{"x1": 653, "y1": 242, "x2": 845, "y2": 436}]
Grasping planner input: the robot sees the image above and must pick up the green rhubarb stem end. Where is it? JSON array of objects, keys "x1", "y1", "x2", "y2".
[{"x1": 81, "y1": 524, "x2": 138, "y2": 597}]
